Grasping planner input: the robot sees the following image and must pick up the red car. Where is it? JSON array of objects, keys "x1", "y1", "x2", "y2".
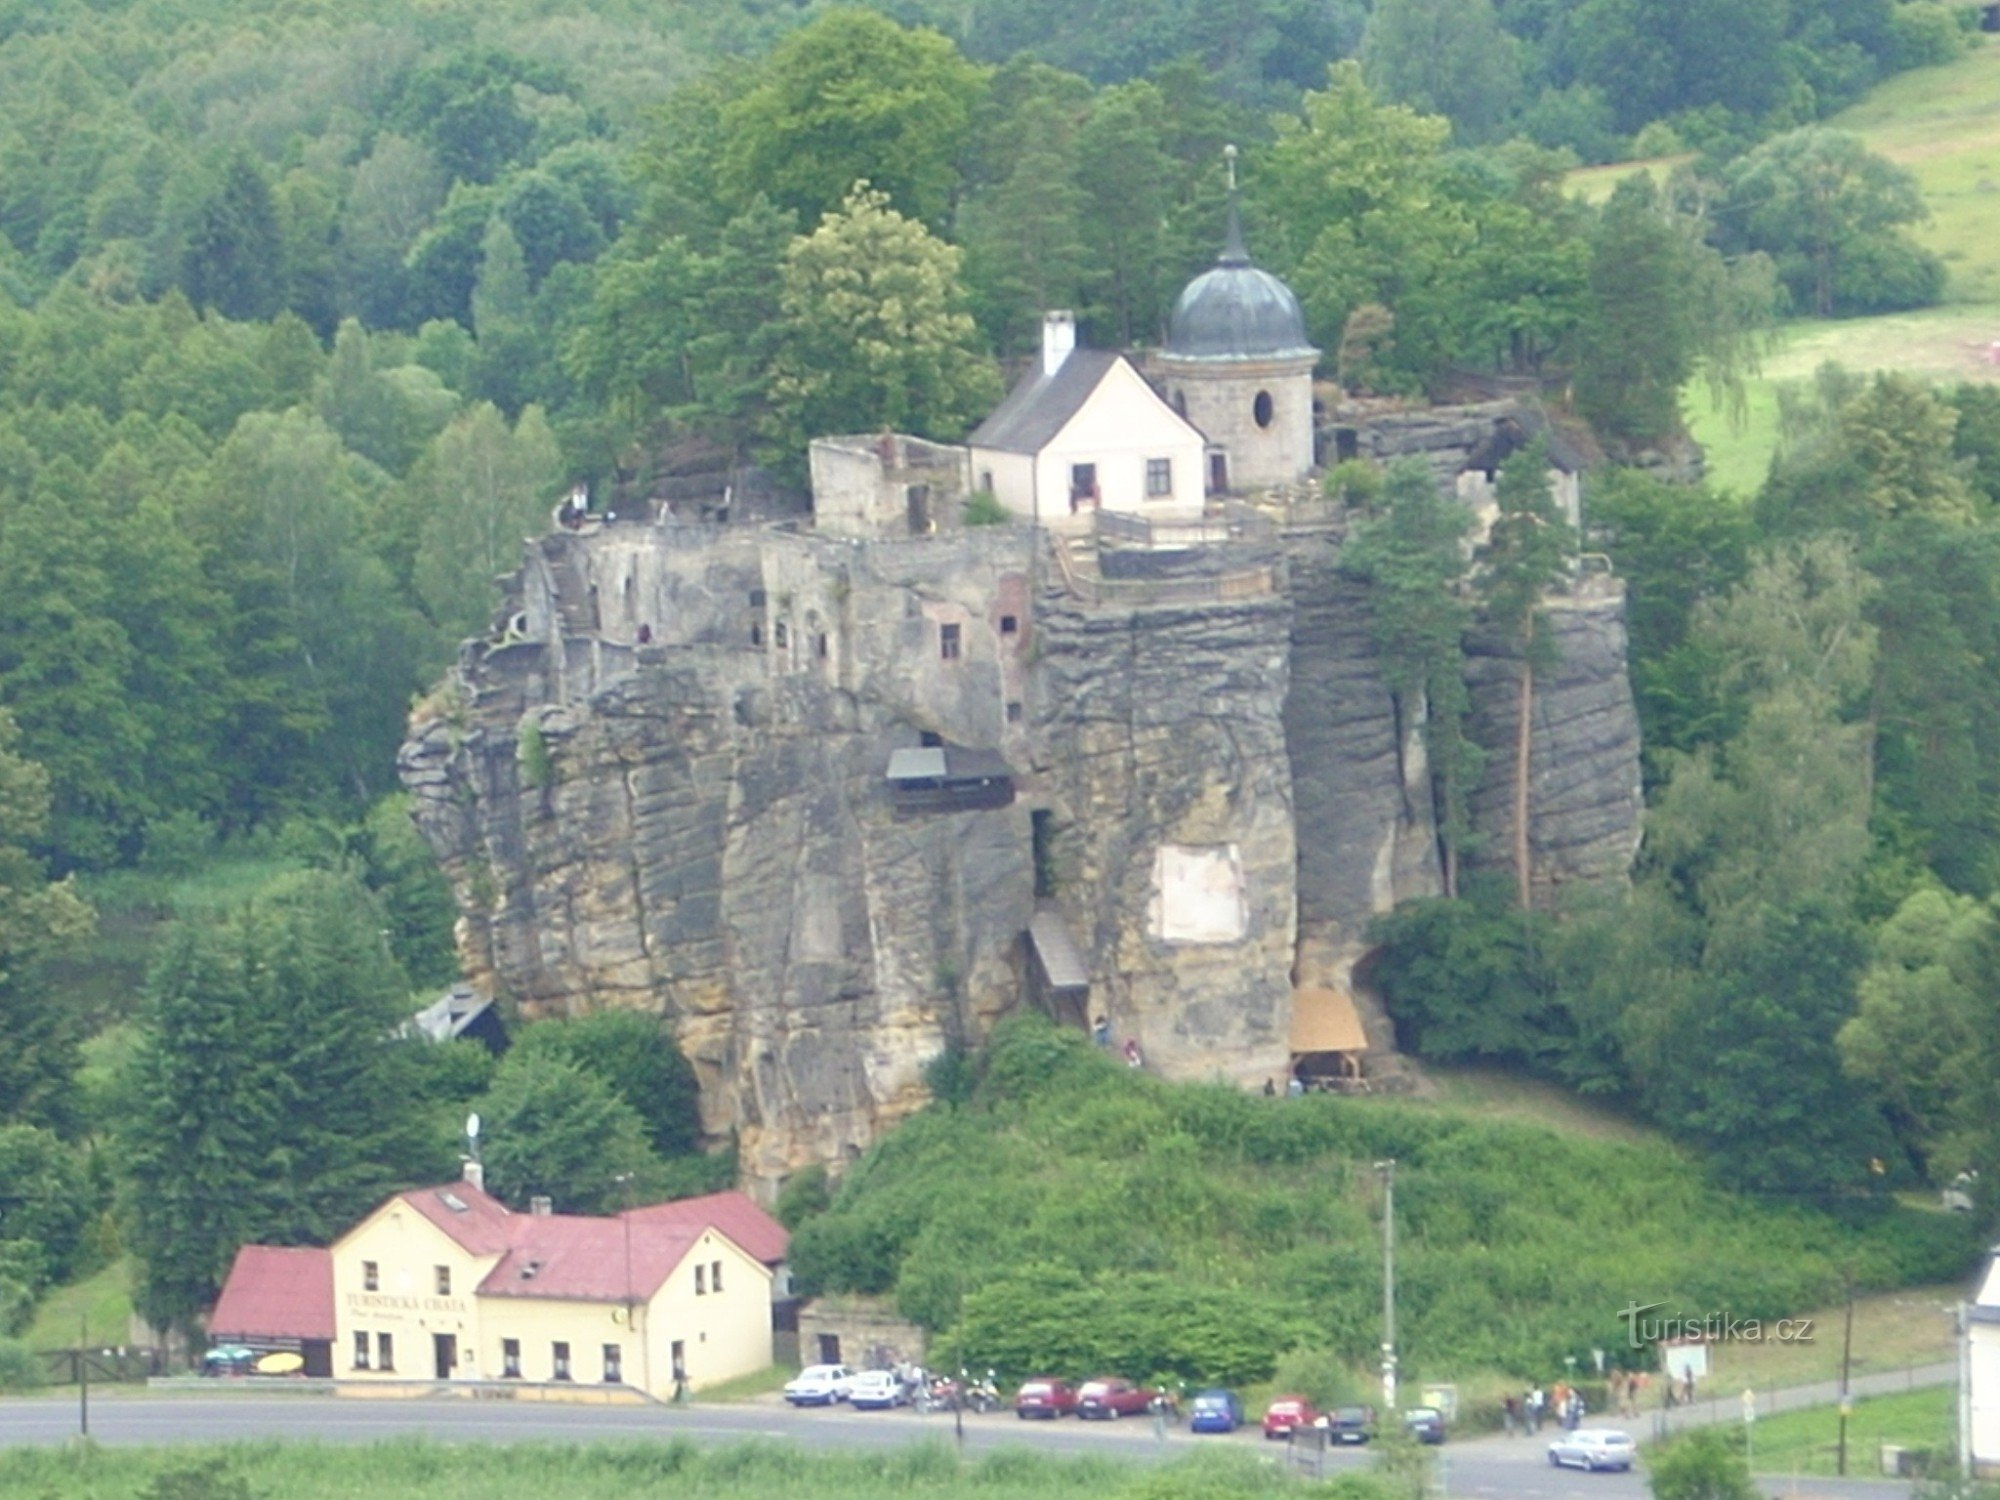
[
  {"x1": 1015, "y1": 1377, "x2": 1080, "y2": 1418},
  {"x1": 1263, "y1": 1396, "x2": 1322, "y2": 1439},
  {"x1": 1076, "y1": 1377, "x2": 1155, "y2": 1420}
]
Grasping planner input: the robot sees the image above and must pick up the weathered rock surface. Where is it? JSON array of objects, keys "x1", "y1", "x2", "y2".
[
  {"x1": 1281, "y1": 532, "x2": 1444, "y2": 991},
  {"x1": 1461, "y1": 577, "x2": 1645, "y2": 901},
  {"x1": 1033, "y1": 582, "x2": 1297, "y2": 1085},
  {"x1": 402, "y1": 525, "x2": 1038, "y2": 1185}
]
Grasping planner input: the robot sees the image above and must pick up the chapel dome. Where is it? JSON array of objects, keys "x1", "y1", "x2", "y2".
[{"x1": 1164, "y1": 204, "x2": 1316, "y2": 362}]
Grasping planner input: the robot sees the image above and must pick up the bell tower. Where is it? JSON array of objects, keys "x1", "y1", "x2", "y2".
[{"x1": 1158, "y1": 146, "x2": 1319, "y2": 494}]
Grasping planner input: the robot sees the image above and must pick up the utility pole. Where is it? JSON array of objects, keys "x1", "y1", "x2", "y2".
[
  {"x1": 1377, "y1": 1159, "x2": 1397, "y2": 1412},
  {"x1": 1837, "y1": 1278, "x2": 1855, "y2": 1476},
  {"x1": 1960, "y1": 1301, "x2": 1974, "y2": 1480},
  {"x1": 78, "y1": 1313, "x2": 88, "y2": 1439}
]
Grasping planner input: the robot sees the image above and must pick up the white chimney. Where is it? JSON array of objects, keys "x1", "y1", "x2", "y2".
[
  {"x1": 530, "y1": 1195, "x2": 553, "y2": 1216},
  {"x1": 1041, "y1": 311, "x2": 1076, "y2": 376},
  {"x1": 462, "y1": 1159, "x2": 485, "y2": 1192}
]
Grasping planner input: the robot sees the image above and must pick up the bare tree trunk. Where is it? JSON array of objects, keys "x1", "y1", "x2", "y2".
[{"x1": 1514, "y1": 633, "x2": 1535, "y2": 911}]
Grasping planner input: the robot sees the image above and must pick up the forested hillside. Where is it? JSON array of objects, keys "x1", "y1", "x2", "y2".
[{"x1": 0, "y1": 0, "x2": 1990, "y2": 1357}]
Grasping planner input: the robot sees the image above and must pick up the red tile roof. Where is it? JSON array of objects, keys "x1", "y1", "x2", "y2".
[
  {"x1": 394, "y1": 1180, "x2": 516, "y2": 1256},
  {"x1": 478, "y1": 1213, "x2": 705, "y2": 1302},
  {"x1": 209, "y1": 1245, "x2": 335, "y2": 1341},
  {"x1": 624, "y1": 1191, "x2": 789, "y2": 1266}
]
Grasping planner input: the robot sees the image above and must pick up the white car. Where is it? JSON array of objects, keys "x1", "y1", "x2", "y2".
[
  {"x1": 1548, "y1": 1428, "x2": 1638, "y2": 1472},
  {"x1": 846, "y1": 1369, "x2": 908, "y2": 1409},
  {"x1": 783, "y1": 1363, "x2": 855, "y2": 1406}
]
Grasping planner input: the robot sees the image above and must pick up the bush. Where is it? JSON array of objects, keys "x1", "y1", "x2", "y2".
[
  {"x1": 1889, "y1": 3, "x2": 1967, "y2": 69},
  {"x1": 962, "y1": 490, "x2": 1010, "y2": 526},
  {"x1": 1267, "y1": 1345, "x2": 1369, "y2": 1407},
  {"x1": 0, "y1": 1337, "x2": 42, "y2": 1390}
]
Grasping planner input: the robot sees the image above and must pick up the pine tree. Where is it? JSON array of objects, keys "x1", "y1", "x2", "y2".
[{"x1": 1480, "y1": 436, "x2": 1574, "y2": 908}]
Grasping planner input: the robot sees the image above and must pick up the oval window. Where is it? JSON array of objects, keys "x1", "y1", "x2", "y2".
[{"x1": 1253, "y1": 390, "x2": 1274, "y2": 428}]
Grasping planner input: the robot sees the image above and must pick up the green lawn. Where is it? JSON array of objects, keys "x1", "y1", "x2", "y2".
[{"x1": 1739, "y1": 1385, "x2": 1955, "y2": 1477}]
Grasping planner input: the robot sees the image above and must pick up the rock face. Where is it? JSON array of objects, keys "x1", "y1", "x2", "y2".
[
  {"x1": 402, "y1": 523, "x2": 1039, "y2": 1184},
  {"x1": 402, "y1": 413, "x2": 1646, "y2": 1187},
  {"x1": 1462, "y1": 575, "x2": 1646, "y2": 902},
  {"x1": 1033, "y1": 583, "x2": 1297, "y2": 1085},
  {"x1": 1282, "y1": 531, "x2": 1444, "y2": 991}
]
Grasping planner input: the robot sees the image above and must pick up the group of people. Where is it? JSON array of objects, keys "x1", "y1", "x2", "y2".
[
  {"x1": 1502, "y1": 1382, "x2": 1589, "y2": 1434},
  {"x1": 1501, "y1": 1367, "x2": 1693, "y2": 1434}
]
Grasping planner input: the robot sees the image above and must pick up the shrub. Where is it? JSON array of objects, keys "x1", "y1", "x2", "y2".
[
  {"x1": 962, "y1": 490, "x2": 1010, "y2": 526},
  {"x1": 0, "y1": 1338, "x2": 44, "y2": 1390}
]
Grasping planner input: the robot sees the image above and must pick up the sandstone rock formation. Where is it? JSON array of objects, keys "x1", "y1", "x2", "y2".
[{"x1": 401, "y1": 408, "x2": 1646, "y2": 1187}]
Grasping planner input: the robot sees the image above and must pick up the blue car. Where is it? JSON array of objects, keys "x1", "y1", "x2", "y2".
[{"x1": 1189, "y1": 1388, "x2": 1244, "y2": 1433}]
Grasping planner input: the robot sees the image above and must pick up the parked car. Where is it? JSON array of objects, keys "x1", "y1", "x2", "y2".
[
  {"x1": 846, "y1": 1369, "x2": 907, "y2": 1409},
  {"x1": 1077, "y1": 1377, "x2": 1155, "y2": 1420},
  {"x1": 1323, "y1": 1405, "x2": 1377, "y2": 1444},
  {"x1": 1262, "y1": 1396, "x2": 1321, "y2": 1439},
  {"x1": 1548, "y1": 1429, "x2": 1638, "y2": 1471},
  {"x1": 783, "y1": 1363, "x2": 854, "y2": 1406},
  {"x1": 1189, "y1": 1389, "x2": 1245, "y2": 1434},
  {"x1": 1403, "y1": 1406, "x2": 1447, "y2": 1445},
  {"x1": 1015, "y1": 1377, "x2": 1080, "y2": 1418}
]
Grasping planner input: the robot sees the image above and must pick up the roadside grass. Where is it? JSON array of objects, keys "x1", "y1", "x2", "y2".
[
  {"x1": 21, "y1": 1258, "x2": 135, "y2": 1360},
  {"x1": 1736, "y1": 1385, "x2": 1955, "y2": 1476},
  {"x1": 696, "y1": 1363, "x2": 792, "y2": 1401},
  {"x1": 1699, "y1": 1284, "x2": 1961, "y2": 1392},
  {"x1": 0, "y1": 1437, "x2": 1266, "y2": 1500}
]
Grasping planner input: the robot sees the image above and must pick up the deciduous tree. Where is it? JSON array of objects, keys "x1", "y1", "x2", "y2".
[{"x1": 763, "y1": 186, "x2": 1000, "y2": 472}]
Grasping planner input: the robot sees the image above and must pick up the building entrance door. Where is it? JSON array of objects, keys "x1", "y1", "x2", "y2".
[{"x1": 433, "y1": 1333, "x2": 457, "y2": 1380}]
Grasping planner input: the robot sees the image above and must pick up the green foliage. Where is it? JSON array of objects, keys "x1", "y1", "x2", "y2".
[
  {"x1": 474, "y1": 1053, "x2": 657, "y2": 1214},
  {"x1": 1650, "y1": 1430, "x2": 1760, "y2": 1500},
  {"x1": 962, "y1": 490, "x2": 1011, "y2": 527},
  {"x1": 517, "y1": 720, "x2": 552, "y2": 790},
  {"x1": 1839, "y1": 887, "x2": 2000, "y2": 1187},
  {"x1": 116, "y1": 869, "x2": 452, "y2": 1335},
  {"x1": 792, "y1": 1015, "x2": 1974, "y2": 1380},
  {"x1": 775, "y1": 1163, "x2": 831, "y2": 1230},
  {"x1": 1344, "y1": 460, "x2": 1480, "y2": 883},
  {"x1": 508, "y1": 1011, "x2": 704, "y2": 1159},
  {"x1": 763, "y1": 185, "x2": 1001, "y2": 472},
  {"x1": 1573, "y1": 174, "x2": 1776, "y2": 449},
  {"x1": 1716, "y1": 131, "x2": 1943, "y2": 318},
  {"x1": 719, "y1": 10, "x2": 984, "y2": 231},
  {"x1": 0, "y1": 1336, "x2": 41, "y2": 1389},
  {"x1": 1266, "y1": 1344, "x2": 1368, "y2": 1407}
]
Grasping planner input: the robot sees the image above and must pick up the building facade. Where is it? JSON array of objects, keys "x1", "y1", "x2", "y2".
[
  {"x1": 211, "y1": 1171, "x2": 786, "y2": 1401},
  {"x1": 969, "y1": 314, "x2": 1207, "y2": 522}
]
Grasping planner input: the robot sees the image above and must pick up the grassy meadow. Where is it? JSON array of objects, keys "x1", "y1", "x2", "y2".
[{"x1": 1570, "y1": 36, "x2": 2000, "y2": 492}]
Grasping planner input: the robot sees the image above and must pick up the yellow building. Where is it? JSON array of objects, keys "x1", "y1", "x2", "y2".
[{"x1": 326, "y1": 1169, "x2": 777, "y2": 1401}]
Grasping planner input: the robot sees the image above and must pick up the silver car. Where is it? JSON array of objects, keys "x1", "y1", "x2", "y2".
[{"x1": 1548, "y1": 1428, "x2": 1638, "y2": 1471}]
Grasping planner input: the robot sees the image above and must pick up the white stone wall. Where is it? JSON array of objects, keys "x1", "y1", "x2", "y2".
[{"x1": 1162, "y1": 354, "x2": 1316, "y2": 492}]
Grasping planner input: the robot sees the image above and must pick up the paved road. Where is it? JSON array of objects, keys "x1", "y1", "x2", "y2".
[{"x1": 0, "y1": 1390, "x2": 1922, "y2": 1500}]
